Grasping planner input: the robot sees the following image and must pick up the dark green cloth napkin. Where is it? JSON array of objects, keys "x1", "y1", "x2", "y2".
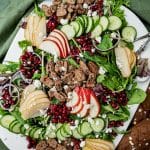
[{"x1": 0, "y1": 0, "x2": 150, "y2": 149}]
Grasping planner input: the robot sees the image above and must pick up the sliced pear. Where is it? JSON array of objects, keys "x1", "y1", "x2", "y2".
[
  {"x1": 20, "y1": 97, "x2": 49, "y2": 112},
  {"x1": 32, "y1": 15, "x2": 41, "y2": 46},
  {"x1": 20, "y1": 84, "x2": 36, "y2": 106},
  {"x1": 86, "y1": 139, "x2": 114, "y2": 150},
  {"x1": 83, "y1": 146, "x2": 92, "y2": 150},
  {"x1": 35, "y1": 17, "x2": 46, "y2": 48},
  {"x1": 24, "y1": 17, "x2": 30, "y2": 41},
  {"x1": 21, "y1": 101, "x2": 50, "y2": 120}
]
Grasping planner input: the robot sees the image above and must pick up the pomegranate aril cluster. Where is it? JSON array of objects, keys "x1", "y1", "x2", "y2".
[
  {"x1": 108, "y1": 121, "x2": 124, "y2": 128},
  {"x1": 20, "y1": 51, "x2": 41, "y2": 79},
  {"x1": 26, "y1": 136, "x2": 37, "y2": 149},
  {"x1": 47, "y1": 102, "x2": 72, "y2": 123},
  {"x1": 46, "y1": 15, "x2": 58, "y2": 33},
  {"x1": 0, "y1": 88, "x2": 16, "y2": 109},
  {"x1": 90, "y1": 0, "x2": 104, "y2": 16},
  {"x1": 76, "y1": 35, "x2": 93, "y2": 52},
  {"x1": 93, "y1": 85, "x2": 128, "y2": 109}
]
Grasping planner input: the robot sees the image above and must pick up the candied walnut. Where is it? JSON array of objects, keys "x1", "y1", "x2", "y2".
[
  {"x1": 56, "y1": 5, "x2": 67, "y2": 17},
  {"x1": 88, "y1": 61, "x2": 99, "y2": 75},
  {"x1": 53, "y1": 91, "x2": 67, "y2": 101},
  {"x1": 36, "y1": 141, "x2": 48, "y2": 150},
  {"x1": 46, "y1": 61, "x2": 55, "y2": 73},
  {"x1": 79, "y1": 60, "x2": 90, "y2": 75},
  {"x1": 40, "y1": 76, "x2": 54, "y2": 88},
  {"x1": 74, "y1": 69, "x2": 86, "y2": 82},
  {"x1": 47, "y1": 139, "x2": 58, "y2": 149},
  {"x1": 66, "y1": 0, "x2": 76, "y2": 4},
  {"x1": 56, "y1": 144, "x2": 67, "y2": 150}
]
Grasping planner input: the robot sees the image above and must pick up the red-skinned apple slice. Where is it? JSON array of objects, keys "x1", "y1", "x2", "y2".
[
  {"x1": 39, "y1": 39, "x2": 60, "y2": 58},
  {"x1": 79, "y1": 88, "x2": 91, "y2": 117},
  {"x1": 71, "y1": 97, "x2": 83, "y2": 114},
  {"x1": 47, "y1": 35, "x2": 65, "y2": 58},
  {"x1": 66, "y1": 87, "x2": 80, "y2": 107},
  {"x1": 53, "y1": 29, "x2": 70, "y2": 55},
  {"x1": 89, "y1": 91, "x2": 100, "y2": 118},
  {"x1": 50, "y1": 31, "x2": 67, "y2": 57}
]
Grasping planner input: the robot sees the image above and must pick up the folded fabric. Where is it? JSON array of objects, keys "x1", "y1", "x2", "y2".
[{"x1": 0, "y1": 0, "x2": 34, "y2": 61}]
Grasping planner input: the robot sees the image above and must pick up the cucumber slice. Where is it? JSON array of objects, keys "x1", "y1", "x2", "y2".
[
  {"x1": 63, "y1": 123, "x2": 72, "y2": 135},
  {"x1": 100, "y1": 16, "x2": 109, "y2": 31},
  {"x1": 9, "y1": 120, "x2": 18, "y2": 131},
  {"x1": 108, "y1": 16, "x2": 122, "y2": 31},
  {"x1": 33, "y1": 128, "x2": 43, "y2": 139},
  {"x1": 90, "y1": 118, "x2": 105, "y2": 132},
  {"x1": 0, "y1": 115, "x2": 16, "y2": 129},
  {"x1": 56, "y1": 128, "x2": 66, "y2": 141},
  {"x1": 72, "y1": 128, "x2": 83, "y2": 139},
  {"x1": 61, "y1": 24, "x2": 76, "y2": 40},
  {"x1": 20, "y1": 125, "x2": 26, "y2": 134},
  {"x1": 40, "y1": 128, "x2": 46, "y2": 140},
  {"x1": 60, "y1": 126, "x2": 70, "y2": 138},
  {"x1": 76, "y1": 21, "x2": 84, "y2": 37},
  {"x1": 82, "y1": 15, "x2": 88, "y2": 28},
  {"x1": 93, "y1": 15, "x2": 100, "y2": 26},
  {"x1": 56, "y1": 123, "x2": 63, "y2": 130},
  {"x1": 80, "y1": 121, "x2": 93, "y2": 136},
  {"x1": 122, "y1": 26, "x2": 137, "y2": 42},
  {"x1": 11, "y1": 122, "x2": 22, "y2": 134},
  {"x1": 70, "y1": 21, "x2": 80, "y2": 35},
  {"x1": 76, "y1": 16, "x2": 85, "y2": 28},
  {"x1": 29, "y1": 127, "x2": 38, "y2": 138},
  {"x1": 91, "y1": 24, "x2": 103, "y2": 38},
  {"x1": 86, "y1": 17, "x2": 94, "y2": 33}
]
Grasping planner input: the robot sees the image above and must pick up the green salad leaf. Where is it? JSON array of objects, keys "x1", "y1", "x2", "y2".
[
  {"x1": 97, "y1": 34, "x2": 113, "y2": 51},
  {"x1": 128, "y1": 88, "x2": 147, "y2": 105},
  {"x1": 34, "y1": 0, "x2": 45, "y2": 17},
  {"x1": 18, "y1": 40, "x2": 31, "y2": 50},
  {"x1": 0, "y1": 62, "x2": 19, "y2": 73},
  {"x1": 68, "y1": 58, "x2": 79, "y2": 68}
]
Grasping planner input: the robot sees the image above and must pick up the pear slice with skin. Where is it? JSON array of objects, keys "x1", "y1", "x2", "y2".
[
  {"x1": 20, "y1": 93, "x2": 47, "y2": 112},
  {"x1": 32, "y1": 15, "x2": 41, "y2": 46},
  {"x1": 86, "y1": 139, "x2": 114, "y2": 150},
  {"x1": 86, "y1": 142, "x2": 110, "y2": 150},
  {"x1": 21, "y1": 101, "x2": 50, "y2": 120},
  {"x1": 83, "y1": 146, "x2": 92, "y2": 150},
  {"x1": 24, "y1": 17, "x2": 30, "y2": 42},
  {"x1": 20, "y1": 97, "x2": 49, "y2": 113},
  {"x1": 34, "y1": 17, "x2": 46, "y2": 48}
]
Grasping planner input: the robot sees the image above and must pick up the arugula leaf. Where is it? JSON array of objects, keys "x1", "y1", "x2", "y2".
[
  {"x1": 18, "y1": 40, "x2": 31, "y2": 50},
  {"x1": 112, "y1": 127, "x2": 129, "y2": 134},
  {"x1": 97, "y1": 74, "x2": 105, "y2": 83},
  {"x1": 128, "y1": 88, "x2": 147, "y2": 105},
  {"x1": 97, "y1": 34, "x2": 113, "y2": 51},
  {"x1": 0, "y1": 62, "x2": 19, "y2": 73},
  {"x1": 68, "y1": 58, "x2": 79, "y2": 68},
  {"x1": 32, "y1": 72, "x2": 41, "y2": 80}
]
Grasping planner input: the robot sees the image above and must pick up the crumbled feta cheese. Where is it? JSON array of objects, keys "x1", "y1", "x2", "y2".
[
  {"x1": 83, "y1": 3, "x2": 88, "y2": 9},
  {"x1": 75, "y1": 120, "x2": 79, "y2": 125},
  {"x1": 79, "y1": 53, "x2": 83, "y2": 58},
  {"x1": 60, "y1": 18, "x2": 69, "y2": 25},
  {"x1": 92, "y1": 11, "x2": 97, "y2": 16},
  {"x1": 95, "y1": 134, "x2": 99, "y2": 138},
  {"x1": 102, "y1": 114, "x2": 107, "y2": 118},
  {"x1": 111, "y1": 32, "x2": 117, "y2": 38},
  {"x1": 27, "y1": 46, "x2": 33, "y2": 52},
  {"x1": 80, "y1": 141, "x2": 85, "y2": 147},
  {"x1": 68, "y1": 92, "x2": 73, "y2": 99},
  {"x1": 77, "y1": 114, "x2": 81, "y2": 117},
  {"x1": 64, "y1": 85, "x2": 69, "y2": 90},
  {"x1": 105, "y1": 128, "x2": 112, "y2": 133},
  {"x1": 87, "y1": 10, "x2": 92, "y2": 16},
  {"x1": 50, "y1": 86, "x2": 56, "y2": 92},
  {"x1": 98, "y1": 67, "x2": 106, "y2": 75},
  {"x1": 88, "y1": 117, "x2": 94, "y2": 124},
  {"x1": 58, "y1": 140, "x2": 62, "y2": 144},
  {"x1": 91, "y1": 48, "x2": 96, "y2": 53},
  {"x1": 60, "y1": 66, "x2": 66, "y2": 71},
  {"x1": 95, "y1": 36, "x2": 102, "y2": 43},
  {"x1": 33, "y1": 80, "x2": 41, "y2": 88},
  {"x1": 95, "y1": 120, "x2": 100, "y2": 126},
  {"x1": 24, "y1": 124, "x2": 30, "y2": 129},
  {"x1": 70, "y1": 142, "x2": 74, "y2": 146}
]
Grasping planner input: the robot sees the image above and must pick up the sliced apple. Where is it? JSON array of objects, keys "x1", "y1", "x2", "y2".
[
  {"x1": 71, "y1": 98, "x2": 83, "y2": 114},
  {"x1": 66, "y1": 87, "x2": 80, "y2": 107},
  {"x1": 47, "y1": 35, "x2": 65, "y2": 58},
  {"x1": 39, "y1": 39, "x2": 60, "y2": 58},
  {"x1": 53, "y1": 29, "x2": 71, "y2": 55},
  {"x1": 89, "y1": 91, "x2": 100, "y2": 118},
  {"x1": 50, "y1": 30, "x2": 68, "y2": 57}
]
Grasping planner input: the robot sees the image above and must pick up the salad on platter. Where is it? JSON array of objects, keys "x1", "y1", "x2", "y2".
[{"x1": 0, "y1": 0, "x2": 150, "y2": 149}]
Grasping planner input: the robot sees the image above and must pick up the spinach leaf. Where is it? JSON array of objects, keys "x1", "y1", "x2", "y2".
[
  {"x1": 97, "y1": 34, "x2": 113, "y2": 51},
  {"x1": 128, "y1": 88, "x2": 147, "y2": 105},
  {"x1": 51, "y1": 98, "x2": 60, "y2": 105}
]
